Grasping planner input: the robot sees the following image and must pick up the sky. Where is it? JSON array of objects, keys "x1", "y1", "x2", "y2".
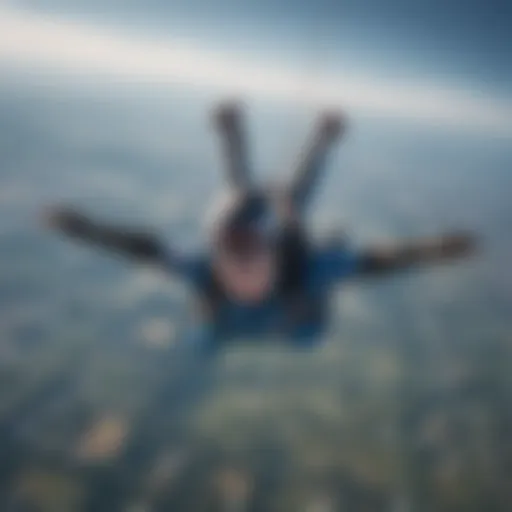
[
  {"x1": 1, "y1": 0, "x2": 511, "y2": 137},
  {"x1": 3, "y1": 0, "x2": 511, "y2": 85},
  {"x1": 0, "y1": 4, "x2": 512, "y2": 509}
]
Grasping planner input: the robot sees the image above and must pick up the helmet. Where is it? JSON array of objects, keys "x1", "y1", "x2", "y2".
[{"x1": 206, "y1": 189, "x2": 278, "y2": 256}]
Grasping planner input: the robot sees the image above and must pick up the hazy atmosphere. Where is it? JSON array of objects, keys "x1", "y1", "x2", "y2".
[{"x1": 0, "y1": 1, "x2": 511, "y2": 511}]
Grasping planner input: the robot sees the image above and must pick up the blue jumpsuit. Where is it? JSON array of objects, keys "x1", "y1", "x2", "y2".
[{"x1": 170, "y1": 242, "x2": 360, "y2": 353}]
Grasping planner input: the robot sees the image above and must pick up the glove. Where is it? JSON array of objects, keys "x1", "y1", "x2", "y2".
[
  {"x1": 432, "y1": 232, "x2": 477, "y2": 259},
  {"x1": 43, "y1": 206, "x2": 92, "y2": 237}
]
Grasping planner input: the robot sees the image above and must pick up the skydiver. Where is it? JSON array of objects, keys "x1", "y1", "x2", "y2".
[{"x1": 43, "y1": 103, "x2": 476, "y2": 354}]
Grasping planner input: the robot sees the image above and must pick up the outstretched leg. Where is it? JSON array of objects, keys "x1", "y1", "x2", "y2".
[
  {"x1": 287, "y1": 111, "x2": 346, "y2": 214},
  {"x1": 212, "y1": 101, "x2": 252, "y2": 191},
  {"x1": 357, "y1": 232, "x2": 477, "y2": 277}
]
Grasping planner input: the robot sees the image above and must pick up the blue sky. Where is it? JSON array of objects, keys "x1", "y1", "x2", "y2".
[
  {"x1": 7, "y1": 0, "x2": 512, "y2": 92},
  {"x1": 1, "y1": 1, "x2": 511, "y2": 137}
]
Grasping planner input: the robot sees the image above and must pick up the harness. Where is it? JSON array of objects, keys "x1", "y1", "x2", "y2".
[{"x1": 199, "y1": 222, "x2": 311, "y2": 335}]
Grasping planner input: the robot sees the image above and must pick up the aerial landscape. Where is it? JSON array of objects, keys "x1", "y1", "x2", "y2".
[{"x1": 0, "y1": 1, "x2": 511, "y2": 510}]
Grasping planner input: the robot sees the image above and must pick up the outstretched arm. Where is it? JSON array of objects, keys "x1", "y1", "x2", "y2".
[
  {"x1": 356, "y1": 232, "x2": 477, "y2": 277},
  {"x1": 43, "y1": 206, "x2": 183, "y2": 272}
]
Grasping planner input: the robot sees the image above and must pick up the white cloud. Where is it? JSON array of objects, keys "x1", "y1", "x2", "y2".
[{"x1": 1, "y1": 6, "x2": 511, "y2": 136}]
